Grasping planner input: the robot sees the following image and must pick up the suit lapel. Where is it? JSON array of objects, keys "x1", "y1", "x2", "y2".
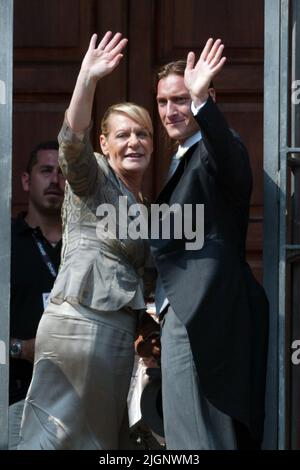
[{"x1": 156, "y1": 142, "x2": 198, "y2": 204}]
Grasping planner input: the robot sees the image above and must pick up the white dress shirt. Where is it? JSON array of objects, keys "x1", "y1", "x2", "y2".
[
  {"x1": 167, "y1": 130, "x2": 202, "y2": 180},
  {"x1": 156, "y1": 101, "x2": 206, "y2": 314}
]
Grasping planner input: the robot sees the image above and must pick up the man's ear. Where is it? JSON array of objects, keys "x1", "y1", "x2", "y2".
[
  {"x1": 208, "y1": 88, "x2": 216, "y2": 102},
  {"x1": 21, "y1": 172, "x2": 30, "y2": 192},
  {"x1": 99, "y1": 135, "x2": 109, "y2": 156}
]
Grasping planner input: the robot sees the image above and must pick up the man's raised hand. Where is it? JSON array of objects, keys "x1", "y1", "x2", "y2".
[{"x1": 184, "y1": 38, "x2": 226, "y2": 105}]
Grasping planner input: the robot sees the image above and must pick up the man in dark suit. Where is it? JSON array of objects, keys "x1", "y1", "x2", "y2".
[{"x1": 150, "y1": 39, "x2": 269, "y2": 449}]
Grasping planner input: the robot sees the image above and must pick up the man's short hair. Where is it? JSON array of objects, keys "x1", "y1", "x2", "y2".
[
  {"x1": 157, "y1": 60, "x2": 186, "y2": 84},
  {"x1": 156, "y1": 60, "x2": 214, "y2": 89},
  {"x1": 26, "y1": 141, "x2": 59, "y2": 175}
]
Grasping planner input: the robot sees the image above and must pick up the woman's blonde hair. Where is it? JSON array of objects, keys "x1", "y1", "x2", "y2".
[{"x1": 101, "y1": 102, "x2": 153, "y2": 137}]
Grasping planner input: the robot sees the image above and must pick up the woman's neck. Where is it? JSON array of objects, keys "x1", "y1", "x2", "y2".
[{"x1": 117, "y1": 172, "x2": 143, "y2": 201}]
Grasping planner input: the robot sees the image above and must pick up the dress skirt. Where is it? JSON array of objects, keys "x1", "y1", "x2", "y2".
[{"x1": 18, "y1": 301, "x2": 137, "y2": 450}]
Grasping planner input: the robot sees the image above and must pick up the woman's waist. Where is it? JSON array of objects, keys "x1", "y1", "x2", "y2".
[
  {"x1": 62, "y1": 237, "x2": 147, "y2": 275},
  {"x1": 51, "y1": 259, "x2": 146, "y2": 312},
  {"x1": 45, "y1": 300, "x2": 141, "y2": 335}
]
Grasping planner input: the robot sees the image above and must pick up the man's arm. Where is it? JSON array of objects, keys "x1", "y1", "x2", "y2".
[
  {"x1": 185, "y1": 39, "x2": 252, "y2": 200},
  {"x1": 184, "y1": 38, "x2": 226, "y2": 107},
  {"x1": 194, "y1": 97, "x2": 252, "y2": 200}
]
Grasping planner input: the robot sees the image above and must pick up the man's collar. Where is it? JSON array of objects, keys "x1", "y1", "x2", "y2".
[
  {"x1": 12, "y1": 212, "x2": 32, "y2": 235},
  {"x1": 13, "y1": 212, "x2": 62, "y2": 248},
  {"x1": 13, "y1": 212, "x2": 42, "y2": 238},
  {"x1": 175, "y1": 131, "x2": 202, "y2": 159}
]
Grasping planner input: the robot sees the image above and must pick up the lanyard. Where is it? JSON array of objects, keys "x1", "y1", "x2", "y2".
[{"x1": 31, "y1": 230, "x2": 57, "y2": 278}]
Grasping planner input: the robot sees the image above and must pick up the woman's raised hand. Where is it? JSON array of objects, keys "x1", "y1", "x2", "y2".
[
  {"x1": 81, "y1": 32, "x2": 128, "y2": 82},
  {"x1": 66, "y1": 32, "x2": 127, "y2": 133}
]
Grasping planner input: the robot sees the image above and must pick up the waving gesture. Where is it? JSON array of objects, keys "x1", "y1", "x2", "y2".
[
  {"x1": 184, "y1": 38, "x2": 226, "y2": 106},
  {"x1": 81, "y1": 32, "x2": 128, "y2": 82},
  {"x1": 67, "y1": 31, "x2": 127, "y2": 134}
]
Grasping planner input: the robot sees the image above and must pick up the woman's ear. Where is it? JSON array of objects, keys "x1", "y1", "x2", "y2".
[{"x1": 99, "y1": 135, "x2": 109, "y2": 156}]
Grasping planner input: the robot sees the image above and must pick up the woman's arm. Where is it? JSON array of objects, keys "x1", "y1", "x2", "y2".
[
  {"x1": 67, "y1": 31, "x2": 127, "y2": 135},
  {"x1": 58, "y1": 32, "x2": 127, "y2": 196}
]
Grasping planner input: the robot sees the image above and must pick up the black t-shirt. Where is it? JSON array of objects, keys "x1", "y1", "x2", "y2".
[{"x1": 10, "y1": 213, "x2": 62, "y2": 404}]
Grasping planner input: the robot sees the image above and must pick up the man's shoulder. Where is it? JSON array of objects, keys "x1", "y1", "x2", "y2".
[
  {"x1": 12, "y1": 212, "x2": 25, "y2": 226},
  {"x1": 11, "y1": 213, "x2": 30, "y2": 237},
  {"x1": 229, "y1": 127, "x2": 242, "y2": 141}
]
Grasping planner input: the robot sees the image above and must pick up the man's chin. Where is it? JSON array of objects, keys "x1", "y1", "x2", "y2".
[
  {"x1": 166, "y1": 129, "x2": 183, "y2": 140},
  {"x1": 44, "y1": 195, "x2": 63, "y2": 206},
  {"x1": 43, "y1": 203, "x2": 62, "y2": 215}
]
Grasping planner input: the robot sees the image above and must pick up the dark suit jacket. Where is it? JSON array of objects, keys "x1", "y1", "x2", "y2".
[{"x1": 150, "y1": 96, "x2": 269, "y2": 440}]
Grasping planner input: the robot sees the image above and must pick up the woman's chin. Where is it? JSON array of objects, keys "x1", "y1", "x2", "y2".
[{"x1": 123, "y1": 160, "x2": 149, "y2": 173}]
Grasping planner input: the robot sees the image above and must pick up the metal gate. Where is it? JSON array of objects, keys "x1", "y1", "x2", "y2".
[
  {"x1": 1, "y1": 0, "x2": 300, "y2": 452},
  {"x1": 264, "y1": 0, "x2": 300, "y2": 450},
  {"x1": 0, "y1": 0, "x2": 13, "y2": 451}
]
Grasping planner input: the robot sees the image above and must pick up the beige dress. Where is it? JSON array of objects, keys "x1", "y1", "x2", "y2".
[{"x1": 18, "y1": 119, "x2": 152, "y2": 450}]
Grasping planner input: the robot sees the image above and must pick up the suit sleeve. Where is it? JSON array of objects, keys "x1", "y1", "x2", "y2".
[
  {"x1": 58, "y1": 113, "x2": 105, "y2": 197},
  {"x1": 194, "y1": 96, "x2": 252, "y2": 202}
]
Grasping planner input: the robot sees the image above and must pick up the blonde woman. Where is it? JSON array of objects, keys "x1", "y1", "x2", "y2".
[{"x1": 18, "y1": 32, "x2": 154, "y2": 450}]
